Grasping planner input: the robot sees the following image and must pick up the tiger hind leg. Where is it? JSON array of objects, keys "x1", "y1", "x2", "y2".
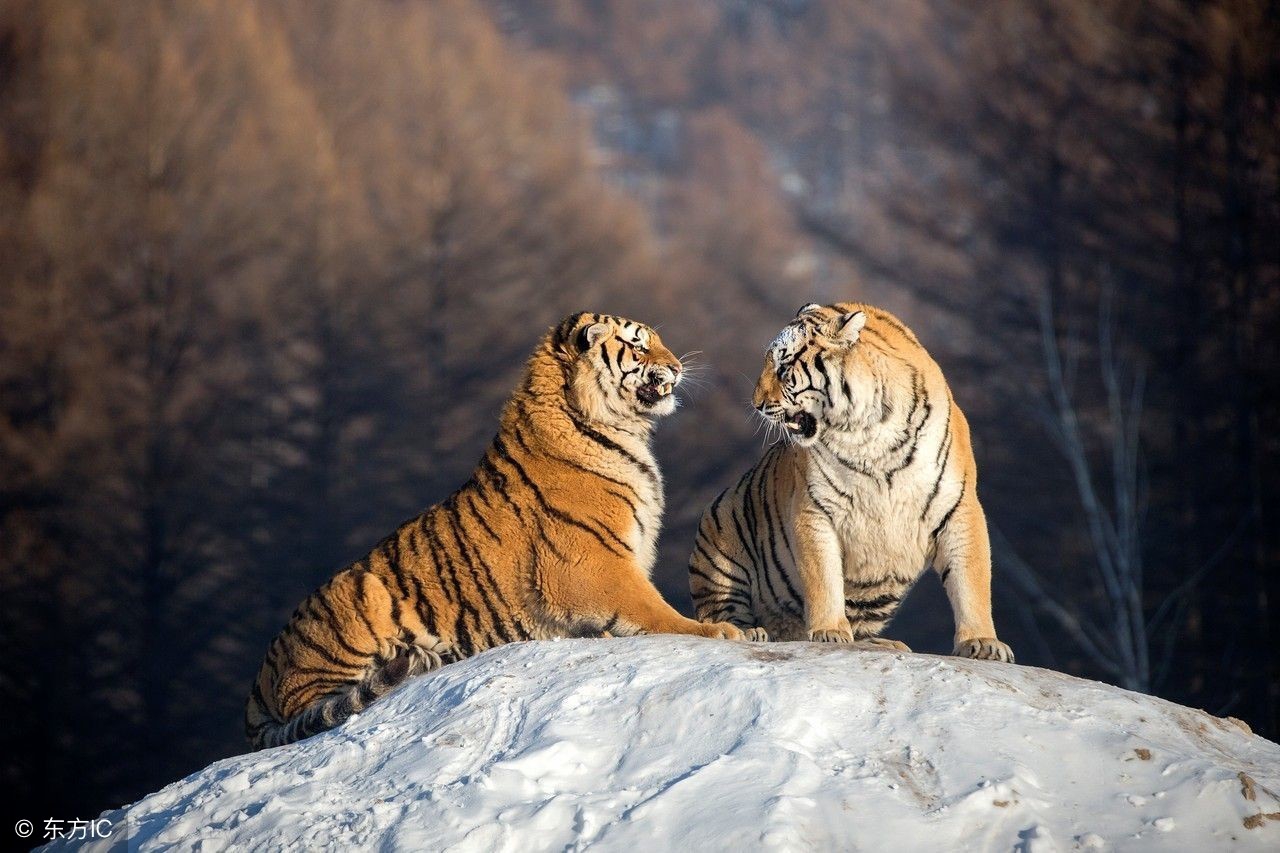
[{"x1": 259, "y1": 638, "x2": 451, "y2": 749}]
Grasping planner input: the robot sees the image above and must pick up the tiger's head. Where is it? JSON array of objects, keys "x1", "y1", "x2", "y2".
[
  {"x1": 553, "y1": 312, "x2": 683, "y2": 423},
  {"x1": 753, "y1": 303, "x2": 869, "y2": 448}
]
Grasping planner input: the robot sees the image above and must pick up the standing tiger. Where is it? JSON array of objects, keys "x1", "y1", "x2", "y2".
[
  {"x1": 246, "y1": 312, "x2": 743, "y2": 750},
  {"x1": 689, "y1": 302, "x2": 1013, "y2": 662}
]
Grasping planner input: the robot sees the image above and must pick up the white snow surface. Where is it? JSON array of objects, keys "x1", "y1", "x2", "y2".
[{"x1": 54, "y1": 637, "x2": 1280, "y2": 852}]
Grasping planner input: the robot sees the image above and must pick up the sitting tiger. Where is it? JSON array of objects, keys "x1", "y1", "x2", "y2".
[
  {"x1": 689, "y1": 302, "x2": 1013, "y2": 662},
  {"x1": 246, "y1": 312, "x2": 743, "y2": 749}
]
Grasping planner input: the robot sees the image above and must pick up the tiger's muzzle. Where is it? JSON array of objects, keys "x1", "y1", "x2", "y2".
[
  {"x1": 637, "y1": 364, "x2": 679, "y2": 408},
  {"x1": 783, "y1": 410, "x2": 818, "y2": 439}
]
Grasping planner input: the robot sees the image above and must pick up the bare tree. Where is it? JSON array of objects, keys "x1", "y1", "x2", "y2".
[{"x1": 996, "y1": 280, "x2": 1247, "y2": 695}]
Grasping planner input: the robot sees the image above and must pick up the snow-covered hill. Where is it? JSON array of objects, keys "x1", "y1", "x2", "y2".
[{"x1": 52, "y1": 637, "x2": 1280, "y2": 852}]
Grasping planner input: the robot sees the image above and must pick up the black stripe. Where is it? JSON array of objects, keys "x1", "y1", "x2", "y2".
[
  {"x1": 810, "y1": 452, "x2": 857, "y2": 502},
  {"x1": 289, "y1": 623, "x2": 363, "y2": 670},
  {"x1": 406, "y1": 518, "x2": 448, "y2": 615},
  {"x1": 379, "y1": 534, "x2": 415, "y2": 605},
  {"x1": 515, "y1": 398, "x2": 644, "y2": 504},
  {"x1": 846, "y1": 593, "x2": 902, "y2": 611},
  {"x1": 866, "y1": 309, "x2": 909, "y2": 340},
  {"x1": 453, "y1": 609, "x2": 477, "y2": 658},
  {"x1": 443, "y1": 501, "x2": 506, "y2": 626},
  {"x1": 708, "y1": 489, "x2": 727, "y2": 535},
  {"x1": 464, "y1": 491, "x2": 503, "y2": 544},
  {"x1": 478, "y1": 451, "x2": 527, "y2": 522},
  {"x1": 280, "y1": 676, "x2": 352, "y2": 712},
  {"x1": 885, "y1": 373, "x2": 933, "y2": 486},
  {"x1": 443, "y1": 500, "x2": 516, "y2": 645},
  {"x1": 756, "y1": 459, "x2": 803, "y2": 606},
  {"x1": 693, "y1": 537, "x2": 751, "y2": 585},
  {"x1": 690, "y1": 570, "x2": 755, "y2": 609},
  {"x1": 736, "y1": 465, "x2": 766, "y2": 569},
  {"x1": 740, "y1": 465, "x2": 793, "y2": 615},
  {"x1": 883, "y1": 368, "x2": 922, "y2": 455},
  {"x1": 769, "y1": 452, "x2": 798, "y2": 565},
  {"x1": 816, "y1": 443, "x2": 876, "y2": 480},
  {"x1": 594, "y1": 371, "x2": 614, "y2": 401},
  {"x1": 534, "y1": 514, "x2": 570, "y2": 564},
  {"x1": 730, "y1": 503, "x2": 770, "y2": 605},
  {"x1": 929, "y1": 478, "x2": 967, "y2": 544},
  {"x1": 424, "y1": 509, "x2": 485, "y2": 645},
  {"x1": 736, "y1": 473, "x2": 769, "y2": 591},
  {"x1": 495, "y1": 434, "x2": 631, "y2": 559},
  {"x1": 850, "y1": 620, "x2": 891, "y2": 638},
  {"x1": 310, "y1": 594, "x2": 368, "y2": 660},
  {"x1": 701, "y1": 602, "x2": 738, "y2": 621},
  {"x1": 565, "y1": 411, "x2": 660, "y2": 488},
  {"x1": 250, "y1": 679, "x2": 276, "y2": 723},
  {"x1": 510, "y1": 416, "x2": 644, "y2": 537},
  {"x1": 553, "y1": 313, "x2": 587, "y2": 349},
  {"x1": 352, "y1": 569, "x2": 382, "y2": 643},
  {"x1": 920, "y1": 446, "x2": 951, "y2": 522},
  {"x1": 936, "y1": 392, "x2": 954, "y2": 466},
  {"x1": 860, "y1": 328, "x2": 917, "y2": 371},
  {"x1": 806, "y1": 485, "x2": 839, "y2": 525},
  {"x1": 395, "y1": 527, "x2": 437, "y2": 623},
  {"x1": 846, "y1": 575, "x2": 914, "y2": 589}
]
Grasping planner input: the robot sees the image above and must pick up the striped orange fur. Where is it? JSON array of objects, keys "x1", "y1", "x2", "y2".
[
  {"x1": 689, "y1": 302, "x2": 1013, "y2": 661},
  {"x1": 246, "y1": 312, "x2": 742, "y2": 749}
]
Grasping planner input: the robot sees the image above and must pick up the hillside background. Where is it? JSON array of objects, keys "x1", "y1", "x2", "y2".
[{"x1": 2, "y1": 0, "x2": 1277, "y2": 826}]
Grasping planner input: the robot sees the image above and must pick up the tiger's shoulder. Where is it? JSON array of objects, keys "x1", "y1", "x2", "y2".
[{"x1": 845, "y1": 302, "x2": 974, "y2": 469}]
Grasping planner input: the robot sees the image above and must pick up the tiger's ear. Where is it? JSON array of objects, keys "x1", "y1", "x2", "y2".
[
  {"x1": 829, "y1": 311, "x2": 867, "y2": 344},
  {"x1": 575, "y1": 323, "x2": 610, "y2": 353},
  {"x1": 796, "y1": 302, "x2": 822, "y2": 318}
]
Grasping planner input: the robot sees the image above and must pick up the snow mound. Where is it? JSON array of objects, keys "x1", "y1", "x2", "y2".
[{"x1": 54, "y1": 637, "x2": 1280, "y2": 852}]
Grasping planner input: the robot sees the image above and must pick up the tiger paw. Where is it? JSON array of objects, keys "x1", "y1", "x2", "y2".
[
  {"x1": 743, "y1": 626, "x2": 770, "y2": 642},
  {"x1": 953, "y1": 637, "x2": 1015, "y2": 663},
  {"x1": 809, "y1": 627, "x2": 855, "y2": 643},
  {"x1": 695, "y1": 621, "x2": 745, "y2": 640},
  {"x1": 856, "y1": 636, "x2": 911, "y2": 653}
]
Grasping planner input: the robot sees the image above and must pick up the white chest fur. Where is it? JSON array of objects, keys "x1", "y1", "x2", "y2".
[{"x1": 798, "y1": 394, "x2": 959, "y2": 584}]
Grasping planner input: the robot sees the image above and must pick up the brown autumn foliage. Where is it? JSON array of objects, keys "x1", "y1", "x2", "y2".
[{"x1": 2, "y1": 0, "x2": 1276, "y2": 824}]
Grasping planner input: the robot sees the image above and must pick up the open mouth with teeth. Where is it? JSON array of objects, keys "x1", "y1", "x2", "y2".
[
  {"x1": 784, "y1": 411, "x2": 818, "y2": 439},
  {"x1": 636, "y1": 380, "x2": 675, "y2": 407}
]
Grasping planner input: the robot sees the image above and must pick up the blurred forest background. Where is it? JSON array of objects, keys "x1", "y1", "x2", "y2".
[{"x1": 2, "y1": 0, "x2": 1277, "y2": 825}]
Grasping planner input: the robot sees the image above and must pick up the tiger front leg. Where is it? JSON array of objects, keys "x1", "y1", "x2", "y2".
[
  {"x1": 611, "y1": 579, "x2": 746, "y2": 640},
  {"x1": 933, "y1": 491, "x2": 1014, "y2": 663},
  {"x1": 552, "y1": 552, "x2": 745, "y2": 641},
  {"x1": 793, "y1": 509, "x2": 854, "y2": 643}
]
